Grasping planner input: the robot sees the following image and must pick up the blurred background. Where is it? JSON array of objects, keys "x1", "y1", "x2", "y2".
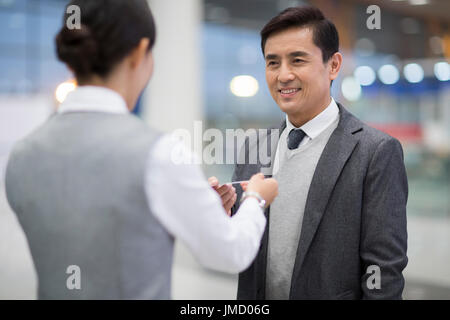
[{"x1": 0, "y1": 0, "x2": 449, "y2": 299}]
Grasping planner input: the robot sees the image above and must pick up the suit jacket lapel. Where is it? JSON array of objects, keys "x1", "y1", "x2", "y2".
[{"x1": 289, "y1": 104, "x2": 363, "y2": 297}]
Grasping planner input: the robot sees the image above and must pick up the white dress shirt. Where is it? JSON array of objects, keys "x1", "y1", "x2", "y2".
[
  {"x1": 272, "y1": 98, "x2": 339, "y2": 175},
  {"x1": 58, "y1": 86, "x2": 266, "y2": 274}
]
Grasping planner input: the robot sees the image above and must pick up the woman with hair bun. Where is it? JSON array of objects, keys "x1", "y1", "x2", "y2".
[{"x1": 5, "y1": 0, "x2": 277, "y2": 299}]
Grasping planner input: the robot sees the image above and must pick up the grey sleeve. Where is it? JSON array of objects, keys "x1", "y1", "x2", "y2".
[{"x1": 360, "y1": 137, "x2": 409, "y2": 299}]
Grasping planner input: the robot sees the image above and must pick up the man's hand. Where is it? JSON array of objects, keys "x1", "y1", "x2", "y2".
[
  {"x1": 246, "y1": 173, "x2": 278, "y2": 208},
  {"x1": 208, "y1": 176, "x2": 237, "y2": 216}
]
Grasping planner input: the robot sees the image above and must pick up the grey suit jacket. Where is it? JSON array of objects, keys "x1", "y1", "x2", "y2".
[{"x1": 232, "y1": 103, "x2": 408, "y2": 299}]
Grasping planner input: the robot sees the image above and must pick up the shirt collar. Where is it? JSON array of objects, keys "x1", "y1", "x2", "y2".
[
  {"x1": 57, "y1": 85, "x2": 129, "y2": 115},
  {"x1": 285, "y1": 97, "x2": 339, "y2": 140}
]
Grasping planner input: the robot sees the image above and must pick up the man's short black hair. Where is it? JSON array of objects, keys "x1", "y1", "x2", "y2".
[{"x1": 260, "y1": 5, "x2": 339, "y2": 63}]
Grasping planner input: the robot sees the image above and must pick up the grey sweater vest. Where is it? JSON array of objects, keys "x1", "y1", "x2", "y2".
[
  {"x1": 5, "y1": 112, "x2": 174, "y2": 299},
  {"x1": 266, "y1": 115, "x2": 339, "y2": 300}
]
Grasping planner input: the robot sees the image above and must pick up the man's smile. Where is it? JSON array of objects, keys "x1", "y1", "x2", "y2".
[{"x1": 279, "y1": 87, "x2": 301, "y2": 98}]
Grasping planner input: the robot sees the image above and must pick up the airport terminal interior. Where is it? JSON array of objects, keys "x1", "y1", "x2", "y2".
[{"x1": 0, "y1": 0, "x2": 449, "y2": 299}]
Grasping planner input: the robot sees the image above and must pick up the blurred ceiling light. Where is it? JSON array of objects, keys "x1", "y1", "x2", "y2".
[
  {"x1": 354, "y1": 66, "x2": 376, "y2": 86},
  {"x1": 434, "y1": 62, "x2": 450, "y2": 81},
  {"x1": 378, "y1": 64, "x2": 400, "y2": 85},
  {"x1": 341, "y1": 76, "x2": 362, "y2": 102},
  {"x1": 230, "y1": 75, "x2": 259, "y2": 97},
  {"x1": 55, "y1": 80, "x2": 76, "y2": 103},
  {"x1": 404, "y1": 63, "x2": 424, "y2": 83},
  {"x1": 354, "y1": 38, "x2": 375, "y2": 56},
  {"x1": 409, "y1": 0, "x2": 429, "y2": 5},
  {"x1": 429, "y1": 36, "x2": 444, "y2": 55}
]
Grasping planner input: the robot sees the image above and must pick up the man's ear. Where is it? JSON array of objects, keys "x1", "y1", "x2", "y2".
[
  {"x1": 128, "y1": 38, "x2": 150, "y2": 70},
  {"x1": 329, "y1": 52, "x2": 343, "y2": 81}
]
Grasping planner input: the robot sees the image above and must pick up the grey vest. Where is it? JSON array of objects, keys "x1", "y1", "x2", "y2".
[
  {"x1": 5, "y1": 112, "x2": 174, "y2": 299},
  {"x1": 266, "y1": 116, "x2": 339, "y2": 299}
]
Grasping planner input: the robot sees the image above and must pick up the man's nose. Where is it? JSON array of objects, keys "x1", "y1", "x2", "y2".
[{"x1": 277, "y1": 63, "x2": 295, "y2": 83}]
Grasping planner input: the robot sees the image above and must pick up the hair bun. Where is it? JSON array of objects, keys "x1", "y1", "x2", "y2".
[
  {"x1": 56, "y1": 24, "x2": 98, "y2": 76},
  {"x1": 55, "y1": 0, "x2": 156, "y2": 80}
]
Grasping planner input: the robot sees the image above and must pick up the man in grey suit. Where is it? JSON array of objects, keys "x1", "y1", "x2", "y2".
[{"x1": 232, "y1": 6, "x2": 408, "y2": 299}]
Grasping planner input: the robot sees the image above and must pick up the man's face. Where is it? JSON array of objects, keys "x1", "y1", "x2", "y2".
[{"x1": 264, "y1": 26, "x2": 337, "y2": 126}]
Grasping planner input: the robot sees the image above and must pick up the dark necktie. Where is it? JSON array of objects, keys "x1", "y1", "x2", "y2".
[{"x1": 287, "y1": 128, "x2": 306, "y2": 150}]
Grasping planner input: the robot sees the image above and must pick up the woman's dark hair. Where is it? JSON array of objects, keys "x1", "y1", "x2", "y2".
[
  {"x1": 260, "y1": 6, "x2": 339, "y2": 63},
  {"x1": 56, "y1": 0, "x2": 156, "y2": 81}
]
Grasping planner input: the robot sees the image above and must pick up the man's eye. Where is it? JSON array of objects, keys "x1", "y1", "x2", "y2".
[
  {"x1": 267, "y1": 61, "x2": 278, "y2": 66},
  {"x1": 294, "y1": 59, "x2": 305, "y2": 63}
]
